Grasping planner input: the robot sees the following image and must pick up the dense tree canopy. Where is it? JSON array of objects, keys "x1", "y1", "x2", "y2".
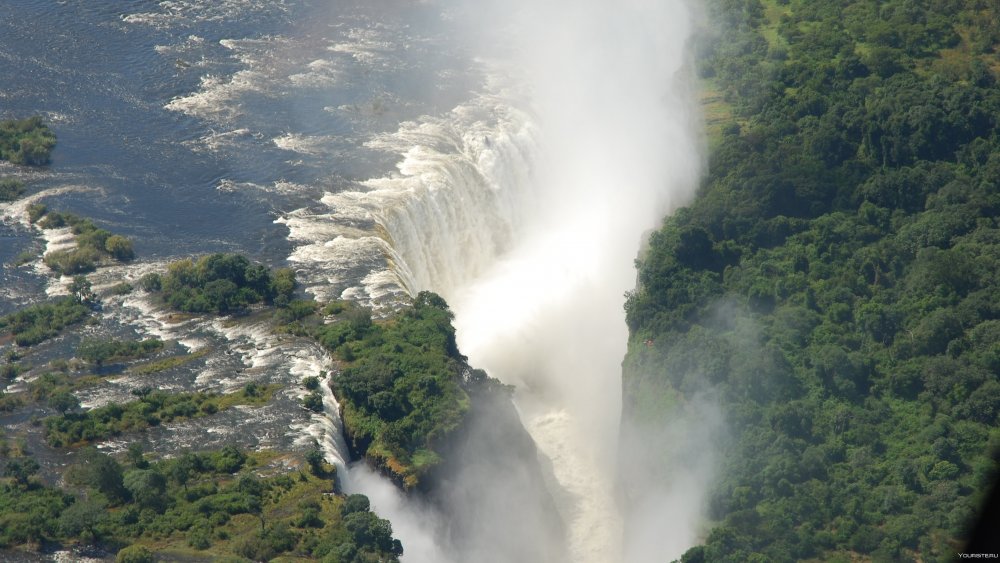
[
  {"x1": 624, "y1": 1, "x2": 1000, "y2": 561},
  {"x1": 1, "y1": 447, "x2": 402, "y2": 561},
  {"x1": 314, "y1": 292, "x2": 487, "y2": 489},
  {"x1": 145, "y1": 253, "x2": 297, "y2": 314}
]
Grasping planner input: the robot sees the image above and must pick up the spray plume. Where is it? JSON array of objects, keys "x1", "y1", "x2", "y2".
[
  {"x1": 446, "y1": 1, "x2": 705, "y2": 561},
  {"x1": 341, "y1": 0, "x2": 710, "y2": 560}
]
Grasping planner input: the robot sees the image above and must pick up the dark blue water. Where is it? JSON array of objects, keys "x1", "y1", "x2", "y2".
[{"x1": 0, "y1": 0, "x2": 477, "y2": 262}]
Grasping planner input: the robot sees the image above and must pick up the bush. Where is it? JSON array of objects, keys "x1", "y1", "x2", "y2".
[
  {"x1": 27, "y1": 203, "x2": 47, "y2": 223},
  {"x1": 0, "y1": 177, "x2": 25, "y2": 201},
  {"x1": 105, "y1": 235, "x2": 135, "y2": 261},
  {"x1": 134, "y1": 275, "x2": 160, "y2": 294},
  {"x1": 115, "y1": 545, "x2": 153, "y2": 563},
  {"x1": 109, "y1": 282, "x2": 134, "y2": 295},
  {"x1": 187, "y1": 522, "x2": 212, "y2": 549},
  {"x1": 44, "y1": 247, "x2": 99, "y2": 275},
  {"x1": 0, "y1": 296, "x2": 91, "y2": 347},
  {"x1": 303, "y1": 391, "x2": 324, "y2": 413}
]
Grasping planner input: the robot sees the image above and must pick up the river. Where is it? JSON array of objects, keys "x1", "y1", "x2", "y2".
[{"x1": 0, "y1": 1, "x2": 702, "y2": 561}]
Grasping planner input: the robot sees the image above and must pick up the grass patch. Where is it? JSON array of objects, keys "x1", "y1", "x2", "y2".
[
  {"x1": 78, "y1": 337, "x2": 164, "y2": 366},
  {"x1": 128, "y1": 347, "x2": 210, "y2": 376}
]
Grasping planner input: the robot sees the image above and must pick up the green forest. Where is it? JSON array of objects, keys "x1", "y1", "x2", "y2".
[
  {"x1": 286, "y1": 292, "x2": 505, "y2": 490},
  {"x1": 1, "y1": 445, "x2": 402, "y2": 562},
  {"x1": 0, "y1": 239, "x2": 405, "y2": 561},
  {"x1": 623, "y1": 0, "x2": 1000, "y2": 561}
]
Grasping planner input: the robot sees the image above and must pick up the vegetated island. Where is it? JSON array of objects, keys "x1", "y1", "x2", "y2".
[
  {"x1": 296, "y1": 291, "x2": 510, "y2": 490},
  {"x1": 29, "y1": 204, "x2": 137, "y2": 275},
  {"x1": 622, "y1": 1, "x2": 1000, "y2": 562},
  {"x1": 0, "y1": 115, "x2": 56, "y2": 166},
  {"x1": 1, "y1": 252, "x2": 408, "y2": 561},
  {"x1": 0, "y1": 115, "x2": 51, "y2": 202}
]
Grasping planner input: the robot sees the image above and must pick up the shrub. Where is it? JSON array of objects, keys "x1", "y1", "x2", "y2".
[
  {"x1": 303, "y1": 391, "x2": 324, "y2": 413},
  {"x1": 0, "y1": 177, "x2": 25, "y2": 201},
  {"x1": 105, "y1": 235, "x2": 135, "y2": 261},
  {"x1": 115, "y1": 545, "x2": 153, "y2": 563}
]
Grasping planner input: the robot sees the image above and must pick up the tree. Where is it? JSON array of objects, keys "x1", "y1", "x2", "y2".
[
  {"x1": 104, "y1": 235, "x2": 135, "y2": 262},
  {"x1": 115, "y1": 545, "x2": 154, "y2": 563},
  {"x1": 3, "y1": 457, "x2": 40, "y2": 486},
  {"x1": 68, "y1": 448, "x2": 127, "y2": 504},
  {"x1": 48, "y1": 391, "x2": 80, "y2": 415},
  {"x1": 269, "y1": 268, "x2": 297, "y2": 306},
  {"x1": 125, "y1": 443, "x2": 148, "y2": 469},
  {"x1": 343, "y1": 510, "x2": 396, "y2": 553},
  {"x1": 236, "y1": 474, "x2": 267, "y2": 531},
  {"x1": 303, "y1": 391, "x2": 324, "y2": 413},
  {"x1": 69, "y1": 275, "x2": 96, "y2": 304},
  {"x1": 170, "y1": 453, "x2": 195, "y2": 490},
  {"x1": 341, "y1": 494, "x2": 371, "y2": 516},
  {"x1": 58, "y1": 497, "x2": 107, "y2": 538},
  {"x1": 137, "y1": 273, "x2": 161, "y2": 292},
  {"x1": 123, "y1": 469, "x2": 167, "y2": 511},
  {"x1": 305, "y1": 448, "x2": 326, "y2": 476},
  {"x1": 0, "y1": 177, "x2": 24, "y2": 202}
]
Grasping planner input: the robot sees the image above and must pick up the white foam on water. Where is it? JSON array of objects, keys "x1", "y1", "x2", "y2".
[
  {"x1": 116, "y1": 291, "x2": 206, "y2": 350},
  {"x1": 122, "y1": 0, "x2": 289, "y2": 29},
  {"x1": 276, "y1": 205, "x2": 404, "y2": 308},
  {"x1": 288, "y1": 58, "x2": 343, "y2": 89},
  {"x1": 0, "y1": 185, "x2": 96, "y2": 228},
  {"x1": 273, "y1": 133, "x2": 337, "y2": 156},
  {"x1": 166, "y1": 69, "x2": 269, "y2": 123},
  {"x1": 188, "y1": 128, "x2": 258, "y2": 153},
  {"x1": 327, "y1": 23, "x2": 409, "y2": 69},
  {"x1": 39, "y1": 227, "x2": 77, "y2": 273}
]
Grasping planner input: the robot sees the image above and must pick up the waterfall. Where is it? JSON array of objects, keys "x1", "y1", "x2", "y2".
[
  {"x1": 358, "y1": 1, "x2": 704, "y2": 561},
  {"x1": 315, "y1": 371, "x2": 351, "y2": 474},
  {"x1": 278, "y1": 92, "x2": 539, "y2": 310},
  {"x1": 297, "y1": 1, "x2": 705, "y2": 560}
]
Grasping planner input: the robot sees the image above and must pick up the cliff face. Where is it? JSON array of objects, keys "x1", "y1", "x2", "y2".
[{"x1": 426, "y1": 385, "x2": 569, "y2": 563}]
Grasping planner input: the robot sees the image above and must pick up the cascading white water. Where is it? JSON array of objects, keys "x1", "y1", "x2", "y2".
[
  {"x1": 282, "y1": 1, "x2": 706, "y2": 560},
  {"x1": 278, "y1": 93, "x2": 539, "y2": 310}
]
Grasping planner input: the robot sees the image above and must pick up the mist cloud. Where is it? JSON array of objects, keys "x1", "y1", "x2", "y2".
[{"x1": 443, "y1": 0, "x2": 706, "y2": 561}]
